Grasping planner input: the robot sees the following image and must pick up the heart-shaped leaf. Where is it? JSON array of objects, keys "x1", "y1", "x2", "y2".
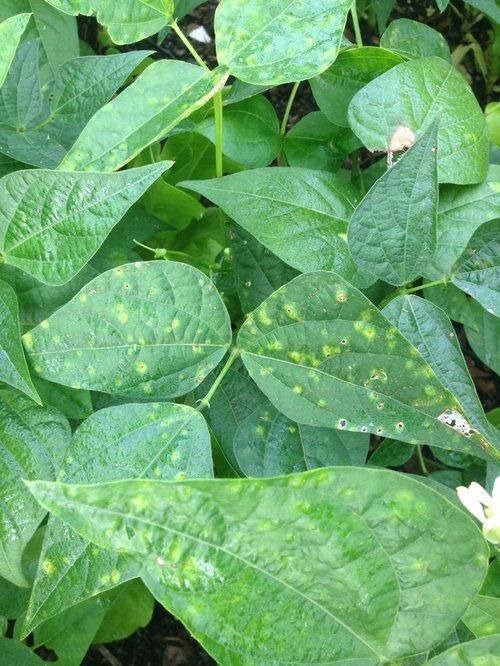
[
  {"x1": 348, "y1": 119, "x2": 438, "y2": 285},
  {"x1": 237, "y1": 271, "x2": 499, "y2": 461},
  {"x1": 451, "y1": 219, "x2": 500, "y2": 317},
  {"x1": 27, "y1": 467, "x2": 489, "y2": 662},
  {"x1": 0, "y1": 13, "x2": 30, "y2": 88},
  {"x1": 348, "y1": 56, "x2": 489, "y2": 184},
  {"x1": 23, "y1": 261, "x2": 231, "y2": 398},
  {"x1": 0, "y1": 389, "x2": 70, "y2": 587},
  {"x1": 0, "y1": 162, "x2": 171, "y2": 285},
  {"x1": 182, "y1": 168, "x2": 374, "y2": 287},
  {"x1": 215, "y1": 0, "x2": 352, "y2": 85},
  {"x1": 59, "y1": 61, "x2": 229, "y2": 172},
  {"x1": 0, "y1": 279, "x2": 40, "y2": 402},
  {"x1": 43, "y1": 0, "x2": 171, "y2": 44},
  {"x1": 23, "y1": 402, "x2": 212, "y2": 635}
]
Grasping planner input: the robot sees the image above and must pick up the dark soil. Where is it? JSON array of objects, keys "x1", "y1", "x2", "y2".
[{"x1": 76, "y1": 2, "x2": 498, "y2": 664}]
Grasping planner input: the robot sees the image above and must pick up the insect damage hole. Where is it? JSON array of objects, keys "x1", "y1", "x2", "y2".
[
  {"x1": 387, "y1": 125, "x2": 416, "y2": 166},
  {"x1": 438, "y1": 409, "x2": 475, "y2": 437}
]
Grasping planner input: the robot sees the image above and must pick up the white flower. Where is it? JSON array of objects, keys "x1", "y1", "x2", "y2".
[{"x1": 457, "y1": 477, "x2": 500, "y2": 545}]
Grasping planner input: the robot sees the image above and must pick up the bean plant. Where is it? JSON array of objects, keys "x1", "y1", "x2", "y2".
[{"x1": 0, "y1": 0, "x2": 499, "y2": 663}]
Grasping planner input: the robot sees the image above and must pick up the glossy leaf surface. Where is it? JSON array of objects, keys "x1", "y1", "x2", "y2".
[
  {"x1": 237, "y1": 271, "x2": 497, "y2": 460},
  {"x1": 310, "y1": 47, "x2": 404, "y2": 128},
  {"x1": 348, "y1": 120, "x2": 438, "y2": 285},
  {"x1": 0, "y1": 279, "x2": 40, "y2": 402},
  {"x1": 182, "y1": 168, "x2": 373, "y2": 287},
  {"x1": 0, "y1": 390, "x2": 70, "y2": 586},
  {"x1": 0, "y1": 13, "x2": 30, "y2": 88},
  {"x1": 215, "y1": 0, "x2": 352, "y2": 85},
  {"x1": 43, "y1": 0, "x2": 171, "y2": 43},
  {"x1": 380, "y1": 19, "x2": 451, "y2": 60},
  {"x1": 348, "y1": 56, "x2": 489, "y2": 184},
  {"x1": 23, "y1": 261, "x2": 231, "y2": 398},
  {"x1": 60, "y1": 61, "x2": 228, "y2": 172},
  {"x1": 27, "y1": 468, "x2": 488, "y2": 663},
  {"x1": 0, "y1": 163, "x2": 171, "y2": 285},
  {"x1": 451, "y1": 219, "x2": 500, "y2": 317},
  {"x1": 24, "y1": 402, "x2": 212, "y2": 633}
]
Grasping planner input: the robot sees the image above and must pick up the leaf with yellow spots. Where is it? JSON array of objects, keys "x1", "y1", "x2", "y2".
[
  {"x1": 237, "y1": 271, "x2": 500, "y2": 462},
  {"x1": 215, "y1": 0, "x2": 352, "y2": 85},
  {"x1": 0, "y1": 278, "x2": 40, "y2": 403},
  {"x1": 0, "y1": 389, "x2": 70, "y2": 587},
  {"x1": 0, "y1": 162, "x2": 172, "y2": 285},
  {"x1": 22, "y1": 401, "x2": 212, "y2": 636},
  {"x1": 22, "y1": 261, "x2": 231, "y2": 399},
  {"x1": 26, "y1": 467, "x2": 488, "y2": 662}
]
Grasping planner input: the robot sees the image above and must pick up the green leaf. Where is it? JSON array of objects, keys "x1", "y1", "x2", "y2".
[
  {"x1": 228, "y1": 224, "x2": 299, "y2": 314},
  {"x1": 0, "y1": 162, "x2": 171, "y2": 285},
  {"x1": 26, "y1": 468, "x2": 489, "y2": 662},
  {"x1": 462, "y1": 596, "x2": 500, "y2": 637},
  {"x1": 182, "y1": 168, "x2": 374, "y2": 288},
  {"x1": 368, "y1": 438, "x2": 415, "y2": 467},
  {"x1": 93, "y1": 580, "x2": 154, "y2": 644},
  {"x1": 451, "y1": 219, "x2": 500, "y2": 317},
  {"x1": 380, "y1": 19, "x2": 451, "y2": 61},
  {"x1": 22, "y1": 261, "x2": 231, "y2": 398},
  {"x1": 195, "y1": 95, "x2": 281, "y2": 168},
  {"x1": 424, "y1": 165, "x2": 500, "y2": 279},
  {"x1": 373, "y1": 0, "x2": 396, "y2": 32},
  {"x1": 215, "y1": 0, "x2": 352, "y2": 85},
  {"x1": 237, "y1": 271, "x2": 498, "y2": 460},
  {"x1": 59, "y1": 61, "x2": 229, "y2": 172},
  {"x1": 348, "y1": 120, "x2": 438, "y2": 285},
  {"x1": 0, "y1": 40, "x2": 43, "y2": 131},
  {"x1": 32, "y1": 378, "x2": 93, "y2": 421},
  {"x1": 0, "y1": 13, "x2": 31, "y2": 88},
  {"x1": 0, "y1": 279, "x2": 40, "y2": 402},
  {"x1": 465, "y1": 304, "x2": 500, "y2": 376},
  {"x1": 348, "y1": 56, "x2": 489, "y2": 184},
  {"x1": 0, "y1": 638, "x2": 45, "y2": 665},
  {"x1": 383, "y1": 295, "x2": 498, "y2": 447},
  {"x1": 463, "y1": 0, "x2": 500, "y2": 23},
  {"x1": 0, "y1": 389, "x2": 70, "y2": 587},
  {"x1": 310, "y1": 47, "x2": 405, "y2": 128},
  {"x1": 28, "y1": 0, "x2": 79, "y2": 74},
  {"x1": 284, "y1": 111, "x2": 361, "y2": 172},
  {"x1": 43, "y1": 0, "x2": 171, "y2": 44},
  {"x1": 0, "y1": 576, "x2": 30, "y2": 619},
  {"x1": 427, "y1": 635, "x2": 500, "y2": 664},
  {"x1": 234, "y1": 400, "x2": 369, "y2": 476},
  {"x1": 24, "y1": 401, "x2": 212, "y2": 634}
]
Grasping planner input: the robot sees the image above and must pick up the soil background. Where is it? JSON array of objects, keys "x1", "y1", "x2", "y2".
[{"x1": 71, "y1": 1, "x2": 499, "y2": 663}]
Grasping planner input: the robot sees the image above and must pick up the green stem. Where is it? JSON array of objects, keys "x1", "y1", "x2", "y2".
[
  {"x1": 280, "y1": 81, "x2": 300, "y2": 136},
  {"x1": 197, "y1": 348, "x2": 240, "y2": 411},
  {"x1": 214, "y1": 90, "x2": 224, "y2": 178},
  {"x1": 404, "y1": 278, "x2": 448, "y2": 295},
  {"x1": 351, "y1": 2, "x2": 363, "y2": 47},
  {"x1": 416, "y1": 446, "x2": 429, "y2": 476},
  {"x1": 169, "y1": 20, "x2": 209, "y2": 70},
  {"x1": 133, "y1": 240, "x2": 220, "y2": 270}
]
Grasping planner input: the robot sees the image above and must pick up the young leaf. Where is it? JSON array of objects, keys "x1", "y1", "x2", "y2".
[
  {"x1": 380, "y1": 19, "x2": 451, "y2": 61},
  {"x1": 0, "y1": 279, "x2": 40, "y2": 403},
  {"x1": 237, "y1": 271, "x2": 499, "y2": 461},
  {"x1": 348, "y1": 119, "x2": 438, "y2": 286},
  {"x1": 195, "y1": 95, "x2": 281, "y2": 168},
  {"x1": 310, "y1": 47, "x2": 405, "y2": 128},
  {"x1": 424, "y1": 165, "x2": 500, "y2": 279},
  {"x1": 27, "y1": 468, "x2": 489, "y2": 663},
  {"x1": 348, "y1": 56, "x2": 489, "y2": 184},
  {"x1": 234, "y1": 400, "x2": 369, "y2": 476},
  {"x1": 0, "y1": 162, "x2": 172, "y2": 285},
  {"x1": 182, "y1": 168, "x2": 374, "y2": 288},
  {"x1": 23, "y1": 402, "x2": 213, "y2": 634},
  {"x1": 92, "y1": 580, "x2": 154, "y2": 644},
  {"x1": 0, "y1": 389, "x2": 70, "y2": 587},
  {"x1": 427, "y1": 635, "x2": 500, "y2": 664},
  {"x1": 28, "y1": 0, "x2": 79, "y2": 74},
  {"x1": 22, "y1": 261, "x2": 231, "y2": 398},
  {"x1": 0, "y1": 13, "x2": 30, "y2": 88},
  {"x1": 383, "y1": 295, "x2": 498, "y2": 447},
  {"x1": 59, "y1": 61, "x2": 229, "y2": 172},
  {"x1": 43, "y1": 0, "x2": 171, "y2": 44},
  {"x1": 215, "y1": 0, "x2": 353, "y2": 85},
  {"x1": 451, "y1": 219, "x2": 500, "y2": 317}
]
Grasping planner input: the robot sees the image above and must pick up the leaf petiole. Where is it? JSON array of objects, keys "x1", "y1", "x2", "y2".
[{"x1": 196, "y1": 347, "x2": 240, "y2": 411}]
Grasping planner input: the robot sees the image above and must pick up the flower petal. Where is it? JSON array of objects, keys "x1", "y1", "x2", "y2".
[{"x1": 457, "y1": 485, "x2": 486, "y2": 522}]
